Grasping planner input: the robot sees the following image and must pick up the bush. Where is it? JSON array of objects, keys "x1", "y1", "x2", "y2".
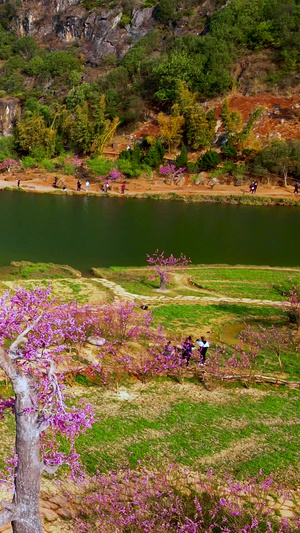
[
  {"x1": 39, "y1": 159, "x2": 56, "y2": 172},
  {"x1": 175, "y1": 144, "x2": 188, "y2": 169},
  {"x1": 0, "y1": 136, "x2": 17, "y2": 163},
  {"x1": 86, "y1": 157, "x2": 114, "y2": 176},
  {"x1": 221, "y1": 139, "x2": 238, "y2": 158},
  {"x1": 143, "y1": 141, "x2": 165, "y2": 168},
  {"x1": 29, "y1": 146, "x2": 48, "y2": 162},
  {"x1": 21, "y1": 156, "x2": 38, "y2": 168},
  {"x1": 23, "y1": 56, "x2": 45, "y2": 76},
  {"x1": 117, "y1": 159, "x2": 142, "y2": 178},
  {"x1": 198, "y1": 150, "x2": 221, "y2": 171},
  {"x1": 43, "y1": 51, "x2": 81, "y2": 77},
  {"x1": 119, "y1": 144, "x2": 142, "y2": 166},
  {"x1": 13, "y1": 36, "x2": 39, "y2": 61},
  {"x1": 61, "y1": 161, "x2": 76, "y2": 175}
]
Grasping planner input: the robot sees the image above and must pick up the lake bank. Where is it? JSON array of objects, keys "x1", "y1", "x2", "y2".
[{"x1": 1, "y1": 171, "x2": 300, "y2": 207}]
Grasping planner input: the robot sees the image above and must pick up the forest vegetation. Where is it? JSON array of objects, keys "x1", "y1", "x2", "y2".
[{"x1": 0, "y1": 0, "x2": 299, "y2": 186}]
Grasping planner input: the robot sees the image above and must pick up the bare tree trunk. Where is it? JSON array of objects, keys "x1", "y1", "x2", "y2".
[
  {"x1": 159, "y1": 274, "x2": 167, "y2": 291},
  {"x1": 0, "y1": 331, "x2": 44, "y2": 533},
  {"x1": 284, "y1": 169, "x2": 288, "y2": 188},
  {"x1": 12, "y1": 391, "x2": 43, "y2": 533}
]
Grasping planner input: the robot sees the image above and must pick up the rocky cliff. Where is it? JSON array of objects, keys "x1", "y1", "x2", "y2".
[
  {"x1": 12, "y1": 1, "x2": 156, "y2": 65},
  {"x1": 0, "y1": 98, "x2": 19, "y2": 136}
]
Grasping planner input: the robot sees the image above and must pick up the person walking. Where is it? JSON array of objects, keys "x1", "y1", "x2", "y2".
[
  {"x1": 121, "y1": 181, "x2": 126, "y2": 194},
  {"x1": 77, "y1": 180, "x2": 82, "y2": 192},
  {"x1": 85, "y1": 180, "x2": 90, "y2": 192},
  {"x1": 182, "y1": 336, "x2": 194, "y2": 366},
  {"x1": 196, "y1": 336, "x2": 210, "y2": 364},
  {"x1": 17, "y1": 179, "x2": 21, "y2": 188},
  {"x1": 294, "y1": 182, "x2": 299, "y2": 194}
]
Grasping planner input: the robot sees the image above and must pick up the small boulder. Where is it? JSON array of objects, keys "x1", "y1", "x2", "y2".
[{"x1": 87, "y1": 336, "x2": 106, "y2": 347}]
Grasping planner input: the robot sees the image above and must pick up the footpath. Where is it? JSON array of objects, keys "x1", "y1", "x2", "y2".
[{"x1": 92, "y1": 277, "x2": 283, "y2": 307}]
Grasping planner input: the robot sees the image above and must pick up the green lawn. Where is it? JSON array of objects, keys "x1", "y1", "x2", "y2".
[{"x1": 69, "y1": 383, "x2": 300, "y2": 486}]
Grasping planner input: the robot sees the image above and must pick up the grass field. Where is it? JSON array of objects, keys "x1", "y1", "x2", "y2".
[
  {"x1": 92, "y1": 264, "x2": 300, "y2": 301},
  {"x1": 0, "y1": 261, "x2": 299, "y2": 512}
]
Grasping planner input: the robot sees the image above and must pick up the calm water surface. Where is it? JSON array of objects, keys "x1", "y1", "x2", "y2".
[{"x1": 0, "y1": 191, "x2": 299, "y2": 273}]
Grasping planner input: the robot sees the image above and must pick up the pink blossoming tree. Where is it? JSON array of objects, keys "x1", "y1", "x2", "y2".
[
  {"x1": 147, "y1": 250, "x2": 191, "y2": 291},
  {"x1": 159, "y1": 164, "x2": 185, "y2": 185},
  {"x1": 0, "y1": 287, "x2": 98, "y2": 533}
]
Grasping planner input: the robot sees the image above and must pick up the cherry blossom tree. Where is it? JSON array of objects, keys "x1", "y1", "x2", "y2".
[
  {"x1": 0, "y1": 286, "x2": 98, "y2": 533},
  {"x1": 159, "y1": 164, "x2": 185, "y2": 185},
  {"x1": 241, "y1": 325, "x2": 296, "y2": 369},
  {"x1": 147, "y1": 250, "x2": 191, "y2": 291}
]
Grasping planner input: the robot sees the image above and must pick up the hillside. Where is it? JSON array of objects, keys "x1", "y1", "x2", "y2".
[{"x1": 0, "y1": 0, "x2": 299, "y2": 186}]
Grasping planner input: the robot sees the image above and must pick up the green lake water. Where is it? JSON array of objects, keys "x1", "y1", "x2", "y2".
[{"x1": 0, "y1": 191, "x2": 299, "y2": 273}]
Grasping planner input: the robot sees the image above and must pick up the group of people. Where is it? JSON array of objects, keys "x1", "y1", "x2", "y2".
[
  {"x1": 249, "y1": 181, "x2": 258, "y2": 194},
  {"x1": 76, "y1": 180, "x2": 89, "y2": 192},
  {"x1": 164, "y1": 335, "x2": 210, "y2": 367},
  {"x1": 182, "y1": 335, "x2": 210, "y2": 366}
]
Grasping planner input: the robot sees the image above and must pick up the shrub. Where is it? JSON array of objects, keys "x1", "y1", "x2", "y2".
[
  {"x1": 13, "y1": 36, "x2": 39, "y2": 61},
  {"x1": 21, "y1": 156, "x2": 38, "y2": 168},
  {"x1": 175, "y1": 144, "x2": 188, "y2": 169},
  {"x1": 61, "y1": 161, "x2": 76, "y2": 175},
  {"x1": 221, "y1": 139, "x2": 238, "y2": 158},
  {"x1": 74, "y1": 461, "x2": 300, "y2": 533},
  {"x1": 0, "y1": 136, "x2": 17, "y2": 163},
  {"x1": 39, "y1": 159, "x2": 56, "y2": 172},
  {"x1": 198, "y1": 150, "x2": 221, "y2": 171},
  {"x1": 117, "y1": 158, "x2": 142, "y2": 178},
  {"x1": 23, "y1": 56, "x2": 45, "y2": 76},
  {"x1": 143, "y1": 141, "x2": 165, "y2": 168},
  {"x1": 87, "y1": 157, "x2": 114, "y2": 176}
]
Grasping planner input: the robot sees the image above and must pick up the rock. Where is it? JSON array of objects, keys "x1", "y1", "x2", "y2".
[
  {"x1": 0, "y1": 98, "x2": 20, "y2": 137},
  {"x1": 12, "y1": 2, "x2": 155, "y2": 65},
  {"x1": 194, "y1": 172, "x2": 207, "y2": 186},
  {"x1": 56, "y1": 177, "x2": 66, "y2": 189},
  {"x1": 41, "y1": 508, "x2": 59, "y2": 522},
  {"x1": 49, "y1": 495, "x2": 69, "y2": 507},
  {"x1": 56, "y1": 507, "x2": 73, "y2": 519},
  {"x1": 87, "y1": 336, "x2": 106, "y2": 347},
  {"x1": 40, "y1": 499, "x2": 59, "y2": 511}
]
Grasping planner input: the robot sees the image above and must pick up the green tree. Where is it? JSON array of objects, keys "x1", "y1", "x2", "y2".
[
  {"x1": 15, "y1": 112, "x2": 56, "y2": 158},
  {"x1": 155, "y1": 0, "x2": 178, "y2": 26},
  {"x1": 175, "y1": 144, "x2": 188, "y2": 169},
  {"x1": 13, "y1": 36, "x2": 39, "y2": 61},
  {"x1": 23, "y1": 56, "x2": 45, "y2": 76},
  {"x1": 177, "y1": 83, "x2": 216, "y2": 150},
  {"x1": 198, "y1": 150, "x2": 221, "y2": 171},
  {"x1": 220, "y1": 100, "x2": 242, "y2": 135},
  {"x1": 158, "y1": 104, "x2": 185, "y2": 152},
  {"x1": 255, "y1": 140, "x2": 300, "y2": 187}
]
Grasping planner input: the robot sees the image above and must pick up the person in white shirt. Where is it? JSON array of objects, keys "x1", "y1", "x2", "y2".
[
  {"x1": 196, "y1": 336, "x2": 210, "y2": 364},
  {"x1": 86, "y1": 180, "x2": 90, "y2": 192}
]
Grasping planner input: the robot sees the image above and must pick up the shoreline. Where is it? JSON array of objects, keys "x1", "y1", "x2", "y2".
[{"x1": 1, "y1": 174, "x2": 300, "y2": 207}]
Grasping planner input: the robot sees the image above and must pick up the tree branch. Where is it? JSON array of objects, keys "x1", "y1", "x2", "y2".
[
  {"x1": 0, "y1": 347, "x2": 18, "y2": 383},
  {"x1": 41, "y1": 463, "x2": 60, "y2": 475},
  {"x1": 0, "y1": 502, "x2": 17, "y2": 525},
  {"x1": 8, "y1": 314, "x2": 43, "y2": 359}
]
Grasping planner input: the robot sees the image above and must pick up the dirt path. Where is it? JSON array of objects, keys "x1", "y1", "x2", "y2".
[
  {"x1": 1, "y1": 171, "x2": 300, "y2": 201},
  {"x1": 92, "y1": 277, "x2": 283, "y2": 306}
]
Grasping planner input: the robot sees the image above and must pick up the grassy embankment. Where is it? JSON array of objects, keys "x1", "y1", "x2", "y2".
[{"x1": 0, "y1": 263, "x2": 299, "y2": 489}]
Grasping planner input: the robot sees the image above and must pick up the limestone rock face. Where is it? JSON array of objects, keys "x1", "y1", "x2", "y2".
[
  {"x1": 12, "y1": 1, "x2": 156, "y2": 65},
  {"x1": 0, "y1": 98, "x2": 19, "y2": 137}
]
